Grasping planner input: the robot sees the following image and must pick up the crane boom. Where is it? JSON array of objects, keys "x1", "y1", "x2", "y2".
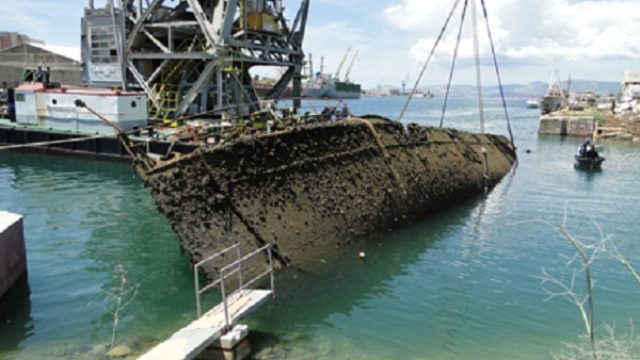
[
  {"x1": 344, "y1": 49, "x2": 359, "y2": 82},
  {"x1": 335, "y1": 47, "x2": 352, "y2": 79}
]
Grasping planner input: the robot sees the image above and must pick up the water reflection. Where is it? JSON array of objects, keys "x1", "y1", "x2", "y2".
[
  {"x1": 0, "y1": 274, "x2": 32, "y2": 353},
  {"x1": 249, "y1": 198, "x2": 483, "y2": 353},
  {"x1": 0, "y1": 150, "x2": 194, "y2": 358}
]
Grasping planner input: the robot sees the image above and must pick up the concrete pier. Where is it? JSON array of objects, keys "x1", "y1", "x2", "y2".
[
  {"x1": 539, "y1": 114, "x2": 596, "y2": 136},
  {"x1": 0, "y1": 211, "x2": 27, "y2": 299}
]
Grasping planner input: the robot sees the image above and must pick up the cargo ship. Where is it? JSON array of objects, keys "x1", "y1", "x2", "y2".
[{"x1": 304, "y1": 49, "x2": 362, "y2": 99}]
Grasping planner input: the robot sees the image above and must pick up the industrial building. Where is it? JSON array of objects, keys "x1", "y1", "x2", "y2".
[
  {"x1": 621, "y1": 72, "x2": 640, "y2": 101},
  {"x1": 0, "y1": 40, "x2": 82, "y2": 87}
]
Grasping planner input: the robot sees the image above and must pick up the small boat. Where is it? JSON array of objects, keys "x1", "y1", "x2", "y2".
[
  {"x1": 574, "y1": 139, "x2": 605, "y2": 170},
  {"x1": 412, "y1": 90, "x2": 434, "y2": 99},
  {"x1": 526, "y1": 98, "x2": 540, "y2": 109},
  {"x1": 574, "y1": 155, "x2": 605, "y2": 170}
]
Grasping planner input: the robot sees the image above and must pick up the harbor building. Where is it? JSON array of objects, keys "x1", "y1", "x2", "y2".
[
  {"x1": 0, "y1": 42, "x2": 81, "y2": 86},
  {"x1": 621, "y1": 72, "x2": 640, "y2": 101},
  {"x1": 0, "y1": 32, "x2": 44, "y2": 51}
]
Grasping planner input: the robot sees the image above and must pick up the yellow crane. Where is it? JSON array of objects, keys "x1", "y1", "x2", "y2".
[
  {"x1": 344, "y1": 49, "x2": 359, "y2": 83},
  {"x1": 334, "y1": 47, "x2": 352, "y2": 80}
]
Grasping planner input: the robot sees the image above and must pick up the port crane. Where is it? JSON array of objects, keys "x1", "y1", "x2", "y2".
[
  {"x1": 344, "y1": 49, "x2": 359, "y2": 83},
  {"x1": 334, "y1": 47, "x2": 351, "y2": 81},
  {"x1": 81, "y1": 0, "x2": 310, "y2": 120}
]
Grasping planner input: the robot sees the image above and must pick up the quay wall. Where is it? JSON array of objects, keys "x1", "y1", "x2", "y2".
[
  {"x1": 140, "y1": 119, "x2": 516, "y2": 274},
  {"x1": 0, "y1": 211, "x2": 26, "y2": 298},
  {"x1": 539, "y1": 115, "x2": 595, "y2": 136}
]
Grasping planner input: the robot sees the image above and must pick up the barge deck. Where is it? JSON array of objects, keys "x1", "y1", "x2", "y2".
[{"x1": 0, "y1": 119, "x2": 197, "y2": 159}]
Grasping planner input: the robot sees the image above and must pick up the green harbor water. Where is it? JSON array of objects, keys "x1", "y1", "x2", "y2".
[{"x1": 1, "y1": 97, "x2": 640, "y2": 359}]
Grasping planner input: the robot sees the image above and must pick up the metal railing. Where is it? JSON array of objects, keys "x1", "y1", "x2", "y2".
[{"x1": 194, "y1": 243, "x2": 275, "y2": 329}]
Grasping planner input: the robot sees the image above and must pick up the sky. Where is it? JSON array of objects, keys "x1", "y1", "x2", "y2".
[{"x1": 2, "y1": 0, "x2": 639, "y2": 88}]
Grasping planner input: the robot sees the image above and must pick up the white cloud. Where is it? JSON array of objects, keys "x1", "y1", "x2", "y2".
[
  {"x1": 0, "y1": 0, "x2": 86, "y2": 47},
  {"x1": 384, "y1": 0, "x2": 513, "y2": 32},
  {"x1": 303, "y1": 21, "x2": 369, "y2": 74},
  {"x1": 38, "y1": 45, "x2": 82, "y2": 62},
  {"x1": 385, "y1": 0, "x2": 640, "y2": 63}
]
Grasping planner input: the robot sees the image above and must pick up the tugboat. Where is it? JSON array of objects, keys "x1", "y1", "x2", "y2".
[
  {"x1": 541, "y1": 72, "x2": 569, "y2": 115},
  {"x1": 574, "y1": 138, "x2": 605, "y2": 170}
]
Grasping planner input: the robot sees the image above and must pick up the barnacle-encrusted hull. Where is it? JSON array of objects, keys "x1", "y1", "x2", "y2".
[{"x1": 138, "y1": 118, "x2": 516, "y2": 273}]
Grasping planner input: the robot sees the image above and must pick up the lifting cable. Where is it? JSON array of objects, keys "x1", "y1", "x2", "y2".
[
  {"x1": 440, "y1": 0, "x2": 469, "y2": 128},
  {"x1": 480, "y1": 0, "x2": 516, "y2": 155},
  {"x1": 397, "y1": 0, "x2": 462, "y2": 123},
  {"x1": 470, "y1": 0, "x2": 490, "y2": 194},
  {"x1": 397, "y1": 0, "x2": 517, "y2": 161}
]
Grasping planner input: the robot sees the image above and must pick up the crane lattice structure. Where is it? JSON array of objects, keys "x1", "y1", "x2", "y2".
[{"x1": 82, "y1": 0, "x2": 310, "y2": 121}]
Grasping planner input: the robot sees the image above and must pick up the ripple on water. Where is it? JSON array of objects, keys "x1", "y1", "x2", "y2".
[{"x1": 3, "y1": 98, "x2": 640, "y2": 360}]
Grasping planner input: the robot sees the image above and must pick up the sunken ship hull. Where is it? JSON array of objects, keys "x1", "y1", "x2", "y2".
[{"x1": 138, "y1": 118, "x2": 516, "y2": 272}]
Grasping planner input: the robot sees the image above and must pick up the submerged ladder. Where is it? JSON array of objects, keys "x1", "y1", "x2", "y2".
[{"x1": 138, "y1": 244, "x2": 275, "y2": 360}]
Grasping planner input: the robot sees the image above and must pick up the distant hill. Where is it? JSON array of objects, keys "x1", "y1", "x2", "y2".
[
  {"x1": 498, "y1": 80, "x2": 620, "y2": 98},
  {"x1": 368, "y1": 80, "x2": 621, "y2": 98}
]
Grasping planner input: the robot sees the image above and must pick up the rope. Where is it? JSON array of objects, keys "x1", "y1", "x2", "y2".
[
  {"x1": 0, "y1": 135, "x2": 105, "y2": 151},
  {"x1": 471, "y1": 0, "x2": 485, "y2": 134},
  {"x1": 480, "y1": 0, "x2": 516, "y2": 154},
  {"x1": 397, "y1": 0, "x2": 462, "y2": 123},
  {"x1": 439, "y1": 0, "x2": 469, "y2": 128},
  {"x1": 353, "y1": 119, "x2": 406, "y2": 198}
]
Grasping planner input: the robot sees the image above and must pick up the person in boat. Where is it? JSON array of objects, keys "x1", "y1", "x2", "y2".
[
  {"x1": 578, "y1": 138, "x2": 590, "y2": 157},
  {"x1": 585, "y1": 144, "x2": 599, "y2": 159},
  {"x1": 578, "y1": 138, "x2": 599, "y2": 159}
]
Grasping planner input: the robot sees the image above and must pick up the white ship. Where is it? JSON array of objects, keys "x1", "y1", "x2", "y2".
[{"x1": 304, "y1": 49, "x2": 361, "y2": 99}]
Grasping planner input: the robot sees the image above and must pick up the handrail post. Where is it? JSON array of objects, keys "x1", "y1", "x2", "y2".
[
  {"x1": 195, "y1": 264, "x2": 202, "y2": 317},
  {"x1": 220, "y1": 269, "x2": 230, "y2": 331},
  {"x1": 268, "y1": 246, "x2": 275, "y2": 296},
  {"x1": 236, "y1": 245, "x2": 243, "y2": 289},
  {"x1": 192, "y1": 243, "x2": 275, "y2": 328}
]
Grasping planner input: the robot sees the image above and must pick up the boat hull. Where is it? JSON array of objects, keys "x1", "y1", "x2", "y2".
[
  {"x1": 541, "y1": 96, "x2": 568, "y2": 115},
  {"x1": 574, "y1": 156, "x2": 605, "y2": 171},
  {"x1": 304, "y1": 87, "x2": 361, "y2": 99},
  {"x1": 138, "y1": 119, "x2": 516, "y2": 273},
  {"x1": 526, "y1": 100, "x2": 539, "y2": 109}
]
